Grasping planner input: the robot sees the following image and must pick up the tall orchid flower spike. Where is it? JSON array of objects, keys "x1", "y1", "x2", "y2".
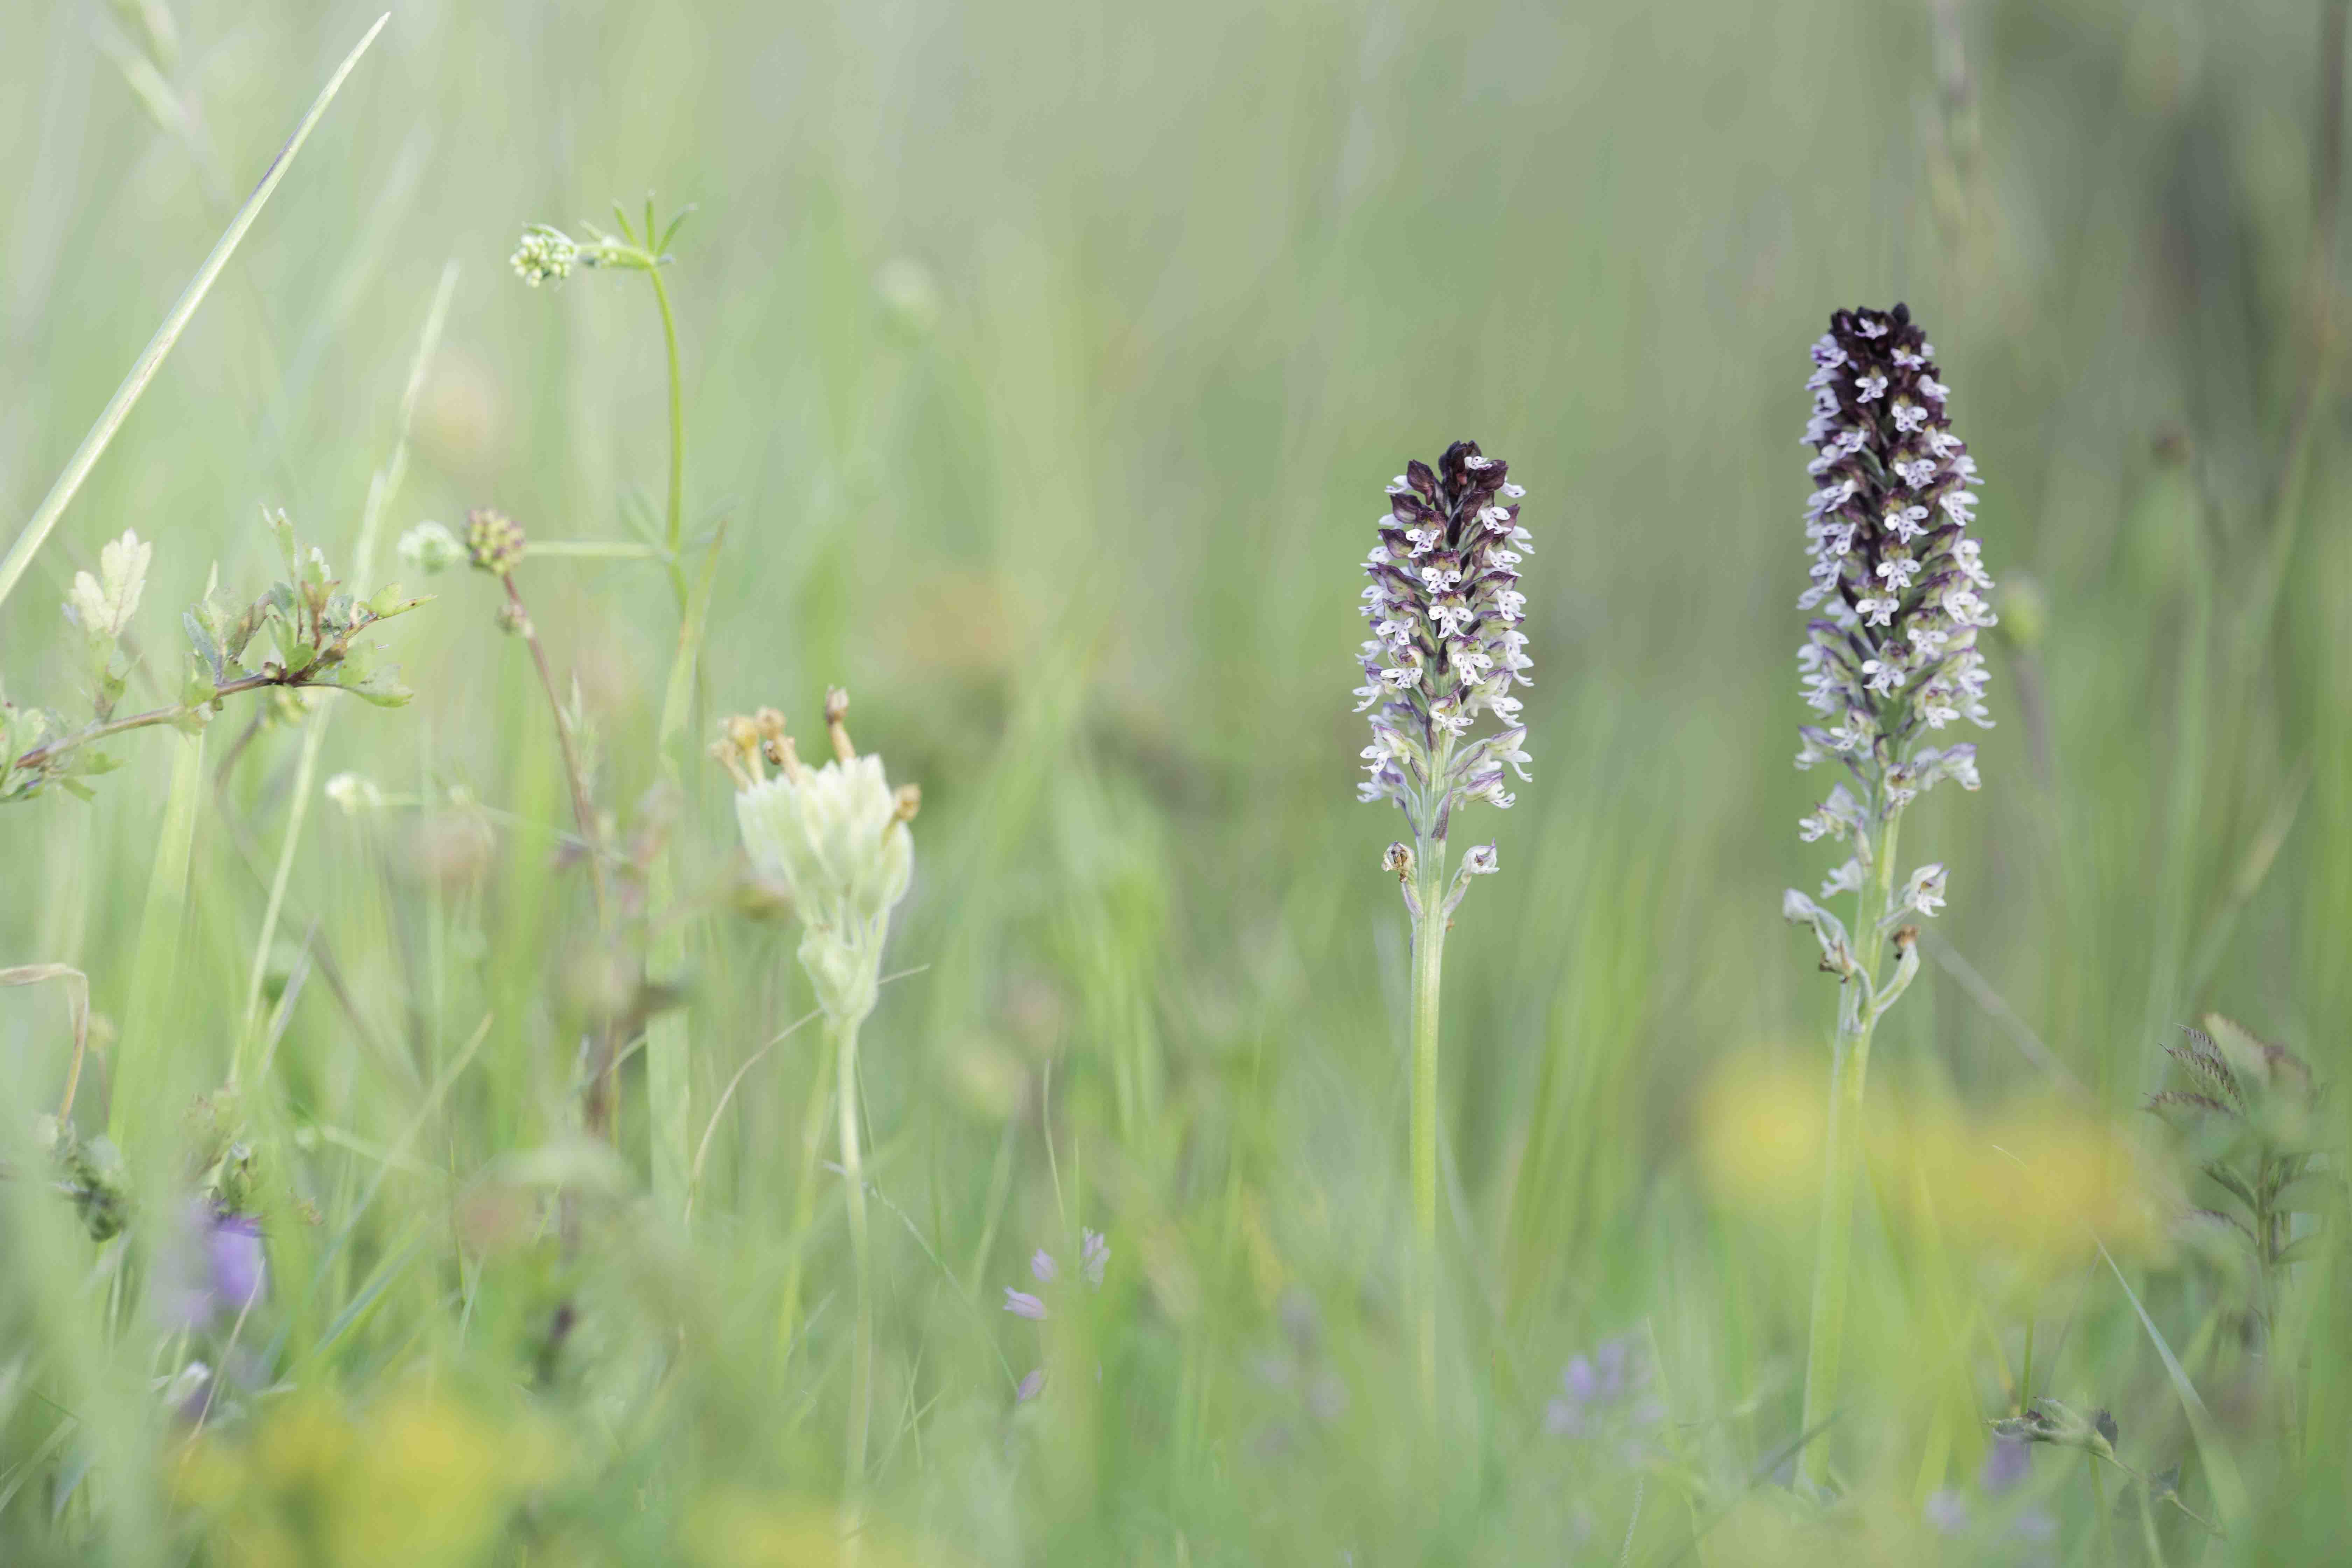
[
  {"x1": 1355, "y1": 438, "x2": 1532, "y2": 1409},
  {"x1": 1784, "y1": 304, "x2": 1994, "y2": 1490}
]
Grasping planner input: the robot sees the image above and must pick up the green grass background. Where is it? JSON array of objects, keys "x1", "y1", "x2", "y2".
[{"x1": 3, "y1": 0, "x2": 2350, "y2": 1561}]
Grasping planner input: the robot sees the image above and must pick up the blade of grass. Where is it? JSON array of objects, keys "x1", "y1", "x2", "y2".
[
  {"x1": 0, "y1": 13, "x2": 390, "y2": 615},
  {"x1": 648, "y1": 522, "x2": 728, "y2": 1224},
  {"x1": 2099, "y1": 1239, "x2": 2249, "y2": 1530},
  {"x1": 108, "y1": 728, "x2": 206, "y2": 1160}
]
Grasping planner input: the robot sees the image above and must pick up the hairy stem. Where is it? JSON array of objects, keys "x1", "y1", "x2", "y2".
[
  {"x1": 9, "y1": 671, "x2": 300, "y2": 777},
  {"x1": 1798, "y1": 811, "x2": 1900, "y2": 1489},
  {"x1": 502, "y1": 574, "x2": 610, "y2": 927},
  {"x1": 1409, "y1": 831, "x2": 1449, "y2": 1412}
]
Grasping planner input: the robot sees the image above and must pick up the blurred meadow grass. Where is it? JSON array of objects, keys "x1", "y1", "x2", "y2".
[{"x1": 2, "y1": 0, "x2": 2351, "y2": 1561}]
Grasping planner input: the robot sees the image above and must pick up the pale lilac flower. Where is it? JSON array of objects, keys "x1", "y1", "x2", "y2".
[
  {"x1": 1080, "y1": 1228, "x2": 1110, "y2": 1286},
  {"x1": 1003, "y1": 1289, "x2": 1047, "y2": 1321},
  {"x1": 1031, "y1": 1248, "x2": 1058, "y2": 1283},
  {"x1": 1544, "y1": 1336, "x2": 1665, "y2": 1451}
]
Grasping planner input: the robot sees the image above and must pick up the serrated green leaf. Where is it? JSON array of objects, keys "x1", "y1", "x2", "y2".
[
  {"x1": 2275, "y1": 1233, "x2": 2328, "y2": 1267},
  {"x1": 2202, "y1": 1161, "x2": 2259, "y2": 1213}
]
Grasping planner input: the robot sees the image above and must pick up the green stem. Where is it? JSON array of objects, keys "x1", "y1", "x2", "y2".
[
  {"x1": 1797, "y1": 811, "x2": 1901, "y2": 1490},
  {"x1": 645, "y1": 264, "x2": 690, "y2": 613},
  {"x1": 779, "y1": 1040, "x2": 837, "y2": 1375},
  {"x1": 834, "y1": 1008, "x2": 874, "y2": 1510},
  {"x1": 1409, "y1": 832, "x2": 1449, "y2": 1412},
  {"x1": 110, "y1": 729, "x2": 208, "y2": 1160}
]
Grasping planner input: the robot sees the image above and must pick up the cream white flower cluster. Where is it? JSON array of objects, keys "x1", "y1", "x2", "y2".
[{"x1": 715, "y1": 691, "x2": 919, "y2": 1022}]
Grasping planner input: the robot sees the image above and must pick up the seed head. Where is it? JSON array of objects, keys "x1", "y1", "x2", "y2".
[
  {"x1": 1354, "y1": 440, "x2": 1533, "y2": 831},
  {"x1": 465, "y1": 507, "x2": 527, "y2": 576}
]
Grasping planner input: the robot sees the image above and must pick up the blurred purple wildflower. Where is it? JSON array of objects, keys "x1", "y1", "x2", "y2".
[
  {"x1": 156, "y1": 1203, "x2": 266, "y2": 1332},
  {"x1": 1981, "y1": 1436, "x2": 2031, "y2": 1493},
  {"x1": 1544, "y1": 1335, "x2": 1664, "y2": 1443},
  {"x1": 1002, "y1": 1229, "x2": 1111, "y2": 1402},
  {"x1": 1924, "y1": 1489, "x2": 1969, "y2": 1534}
]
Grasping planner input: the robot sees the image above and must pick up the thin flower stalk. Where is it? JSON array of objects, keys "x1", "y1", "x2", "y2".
[
  {"x1": 1779, "y1": 304, "x2": 1993, "y2": 1489},
  {"x1": 509, "y1": 200, "x2": 701, "y2": 1222},
  {"x1": 1355, "y1": 439, "x2": 1530, "y2": 1405},
  {"x1": 715, "y1": 692, "x2": 918, "y2": 1511}
]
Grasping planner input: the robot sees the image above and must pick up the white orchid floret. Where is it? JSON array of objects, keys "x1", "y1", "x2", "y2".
[
  {"x1": 64, "y1": 530, "x2": 152, "y2": 641},
  {"x1": 1899, "y1": 862, "x2": 1948, "y2": 918},
  {"x1": 1819, "y1": 857, "x2": 1864, "y2": 900}
]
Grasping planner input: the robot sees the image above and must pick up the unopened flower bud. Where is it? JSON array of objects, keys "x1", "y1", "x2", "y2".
[
  {"x1": 509, "y1": 225, "x2": 579, "y2": 287},
  {"x1": 494, "y1": 600, "x2": 532, "y2": 638},
  {"x1": 324, "y1": 772, "x2": 383, "y2": 817},
  {"x1": 396, "y1": 520, "x2": 463, "y2": 577},
  {"x1": 465, "y1": 507, "x2": 527, "y2": 576}
]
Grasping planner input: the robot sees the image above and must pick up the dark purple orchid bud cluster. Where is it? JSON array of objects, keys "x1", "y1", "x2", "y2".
[
  {"x1": 1795, "y1": 304, "x2": 1991, "y2": 780},
  {"x1": 1354, "y1": 440, "x2": 1533, "y2": 834}
]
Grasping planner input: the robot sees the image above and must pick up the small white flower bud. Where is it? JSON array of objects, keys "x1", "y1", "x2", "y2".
[
  {"x1": 396, "y1": 520, "x2": 463, "y2": 577},
  {"x1": 324, "y1": 772, "x2": 384, "y2": 816}
]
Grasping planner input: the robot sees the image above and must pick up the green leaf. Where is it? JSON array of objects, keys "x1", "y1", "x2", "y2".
[
  {"x1": 2274, "y1": 1233, "x2": 2328, "y2": 1267},
  {"x1": 183, "y1": 607, "x2": 223, "y2": 681},
  {"x1": 180, "y1": 653, "x2": 215, "y2": 708},
  {"x1": 267, "y1": 506, "x2": 298, "y2": 580},
  {"x1": 365, "y1": 587, "x2": 430, "y2": 621},
  {"x1": 2202, "y1": 1161, "x2": 2259, "y2": 1213}
]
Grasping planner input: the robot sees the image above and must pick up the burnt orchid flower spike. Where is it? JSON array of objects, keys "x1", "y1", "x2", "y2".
[
  {"x1": 1354, "y1": 438, "x2": 1533, "y2": 1410},
  {"x1": 1788, "y1": 305, "x2": 1996, "y2": 1491}
]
